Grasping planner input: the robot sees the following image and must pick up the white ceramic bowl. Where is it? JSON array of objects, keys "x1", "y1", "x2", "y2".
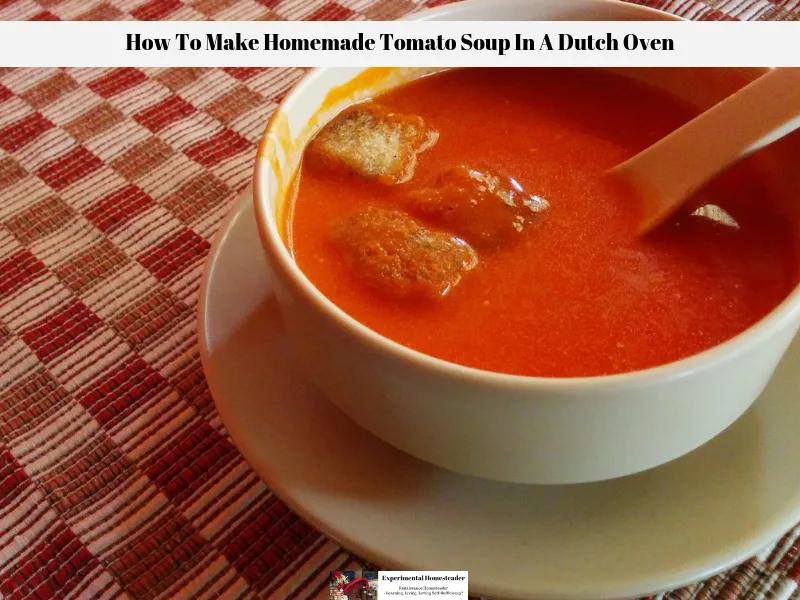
[{"x1": 252, "y1": 0, "x2": 800, "y2": 485}]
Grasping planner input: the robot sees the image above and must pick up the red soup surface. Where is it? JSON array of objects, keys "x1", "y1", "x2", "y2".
[{"x1": 287, "y1": 68, "x2": 799, "y2": 378}]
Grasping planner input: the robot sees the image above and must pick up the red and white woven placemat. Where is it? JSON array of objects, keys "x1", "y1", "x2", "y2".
[{"x1": 1, "y1": 1, "x2": 799, "y2": 599}]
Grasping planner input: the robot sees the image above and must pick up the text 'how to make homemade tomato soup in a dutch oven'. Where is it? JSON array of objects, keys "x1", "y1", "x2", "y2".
[{"x1": 285, "y1": 68, "x2": 800, "y2": 379}]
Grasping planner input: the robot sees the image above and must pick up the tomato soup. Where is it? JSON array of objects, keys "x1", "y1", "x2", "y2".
[{"x1": 287, "y1": 68, "x2": 799, "y2": 378}]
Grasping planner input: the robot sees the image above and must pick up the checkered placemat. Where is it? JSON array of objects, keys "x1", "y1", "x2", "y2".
[{"x1": 1, "y1": 1, "x2": 799, "y2": 599}]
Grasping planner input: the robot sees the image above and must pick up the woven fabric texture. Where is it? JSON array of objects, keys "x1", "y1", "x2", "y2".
[{"x1": 1, "y1": 1, "x2": 799, "y2": 599}]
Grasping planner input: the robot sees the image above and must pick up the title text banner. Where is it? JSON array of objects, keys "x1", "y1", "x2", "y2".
[{"x1": 0, "y1": 21, "x2": 797, "y2": 67}]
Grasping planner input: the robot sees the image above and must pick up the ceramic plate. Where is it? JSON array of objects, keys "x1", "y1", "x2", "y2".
[{"x1": 198, "y1": 188, "x2": 800, "y2": 600}]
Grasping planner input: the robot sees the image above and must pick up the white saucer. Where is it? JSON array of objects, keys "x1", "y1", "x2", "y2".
[{"x1": 199, "y1": 188, "x2": 800, "y2": 600}]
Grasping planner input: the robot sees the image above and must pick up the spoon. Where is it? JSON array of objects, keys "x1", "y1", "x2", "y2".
[{"x1": 610, "y1": 68, "x2": 800, "y2": 235}]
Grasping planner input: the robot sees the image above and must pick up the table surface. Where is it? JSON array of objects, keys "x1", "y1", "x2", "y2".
[{"x1": 1, "y1": 1, "x2": 800, "y2": 599}]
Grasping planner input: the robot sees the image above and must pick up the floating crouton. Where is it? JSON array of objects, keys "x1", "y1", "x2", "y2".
[
  {"x1": 406, "y1": 164, "x2": 550, "y2": 248},
  {"x1": 331, "y1": 206, "x2": 477, "y2": 300},
  {"x1": 306, "y1": 103, "x2": 439, "y2": 185}
]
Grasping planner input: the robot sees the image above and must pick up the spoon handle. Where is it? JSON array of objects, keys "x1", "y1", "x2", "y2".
[{"x1": 612, "y1": 68, "x2": 800, "y2": 234}]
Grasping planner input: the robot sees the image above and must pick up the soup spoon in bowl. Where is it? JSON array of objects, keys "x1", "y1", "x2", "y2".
[{"x1": 610, "y1": 67, "x2": 800, "y2": 234}]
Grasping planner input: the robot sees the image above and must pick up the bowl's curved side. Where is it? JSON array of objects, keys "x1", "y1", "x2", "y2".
[{"x1": 250, "y1": 0, "x2": 800, "y2": 484}]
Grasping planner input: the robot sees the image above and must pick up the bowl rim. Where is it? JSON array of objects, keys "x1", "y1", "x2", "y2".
[
  {"x1": 396, "y1": 0, "x2": 682, "y2": 22},
  {"x1": 252, "y1": 0, "x2": 800, "y2": 393}
]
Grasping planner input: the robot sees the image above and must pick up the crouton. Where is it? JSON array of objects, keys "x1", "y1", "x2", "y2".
[
  {"x1": 306, "y1": 103, "x2": 439, "y2": 185},
  {"x1": 406, "y1": 164, "x2": 550, "y2": 248},
  {"x1": 331, "y1": 206, "x2": 478, "y2": 300}
]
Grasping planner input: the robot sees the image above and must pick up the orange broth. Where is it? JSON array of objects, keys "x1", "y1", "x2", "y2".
[{"x1": 287, "y1": 68, "x2": 799, "y2": 378}]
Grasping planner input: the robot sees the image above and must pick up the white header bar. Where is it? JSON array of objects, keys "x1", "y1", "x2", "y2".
[{"x1": 0, "y1": 21, "x2": 797, "y2": 67}]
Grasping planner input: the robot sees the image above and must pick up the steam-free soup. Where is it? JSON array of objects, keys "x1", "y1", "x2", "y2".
[{"x1": 287, "y1": 68, "x2": 799, "y2": 378}]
